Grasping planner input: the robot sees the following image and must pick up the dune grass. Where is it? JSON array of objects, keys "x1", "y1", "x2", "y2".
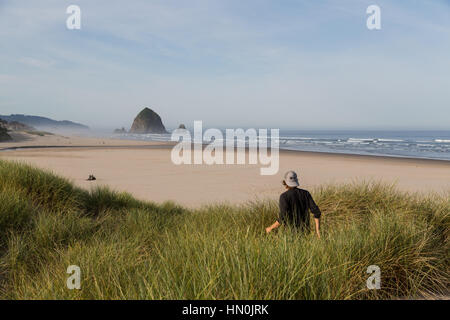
[{"x1": 0, "y1": 159, "x2": 448, "y2": 299}]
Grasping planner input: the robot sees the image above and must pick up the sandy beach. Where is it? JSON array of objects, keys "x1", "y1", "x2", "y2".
[{"x1": 1, "y1": 133, "x2": 449, "y2": 207}]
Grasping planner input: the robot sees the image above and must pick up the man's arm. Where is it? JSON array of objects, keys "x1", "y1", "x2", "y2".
[
  {"x1": 308, "y1": 192, "x2": 321, "y2": 238},
  {"x1": 266, "y1": 194, "x2": 287, "y2": 233},
  {"x1": 314, "y1": 217, "x2": 320, "y2": 239}
]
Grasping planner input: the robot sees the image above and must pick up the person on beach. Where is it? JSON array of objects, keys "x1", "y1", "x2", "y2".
[{"x1": 265, "y1": 171, "x2": 321, "y2": 238}]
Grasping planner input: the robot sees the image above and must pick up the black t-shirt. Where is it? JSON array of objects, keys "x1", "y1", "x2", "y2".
[{"x1": 277, "y1": 188, "x2": 321, "y2": 230}]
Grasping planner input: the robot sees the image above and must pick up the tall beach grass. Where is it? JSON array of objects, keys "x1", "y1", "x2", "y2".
[{"x1": 0, "y1": 159, "x2": 448, "y2": 299}]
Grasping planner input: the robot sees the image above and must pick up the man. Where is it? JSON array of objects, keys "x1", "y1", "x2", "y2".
[{"x1": 265, "y1": 171, "x2": 321, "y2": 238}]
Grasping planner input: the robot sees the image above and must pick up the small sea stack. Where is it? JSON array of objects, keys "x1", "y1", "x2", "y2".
[{"x1": 114, "y1": 127, "x2": 127, "y2": 134}]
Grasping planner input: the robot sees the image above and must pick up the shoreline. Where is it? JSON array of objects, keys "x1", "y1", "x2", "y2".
[
  {"x1": 2, "y1": 130, "x2": 449, "y2": 163},
  {"x1": 280, "y1": 148, "x2": 450, "y2": 164},
  {"x1": 1, "y1": 133, "x2": 449, "y2": 208},
  {"x1": 2, "y1": 141, "x2": 450, "y2": 165}
]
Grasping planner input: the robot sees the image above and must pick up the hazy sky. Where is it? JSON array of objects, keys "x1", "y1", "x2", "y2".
[{"x1": 1, "y1": 0, "x2": 449, "y2": 130}]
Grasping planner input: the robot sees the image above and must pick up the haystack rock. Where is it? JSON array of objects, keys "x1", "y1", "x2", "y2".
[
  {"x1": 129, "y1": 107, "x2": 168, "y2": 134},
  {"x1": 178, "y1": 124, "x2": 186, "y2": 129}
]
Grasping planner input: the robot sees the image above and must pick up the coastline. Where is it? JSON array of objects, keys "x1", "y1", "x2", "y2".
[
  {"x1": 1, "y1": 133, "x2": 449, "y2": 208},
  {"x1": 2, "y1": 136, "x2": 450, "y2": 164}
]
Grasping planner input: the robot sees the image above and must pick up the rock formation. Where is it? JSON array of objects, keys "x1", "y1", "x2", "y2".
[
  {"x1": 0, "y1": 118, "x2": 35, "y2": 132},
  {"x1": 113, "y1": 127, "x2": 127, "y2": 134},
  {"x1": 178, "y1": 124, "x2": 186, "y2": 129},
  {"x1": 0, "y1": 120, "x2": 12, "y2": 142},
  {"x1": 0, "y1": 114, "x2": 89, "y2": 130},
  {"x1": 6, "y1": 121, "x2": 35, "y2": 131},
  {"x1": 129, "y1": 107, "x2": 168, "y2": 134}
]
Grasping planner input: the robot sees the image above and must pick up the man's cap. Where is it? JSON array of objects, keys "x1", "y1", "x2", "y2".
[{"x1": 284, "y1": 170, "x2": 299, "y2": 187}]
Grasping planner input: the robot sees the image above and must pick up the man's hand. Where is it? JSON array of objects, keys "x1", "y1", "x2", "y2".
[{"x1": 266, "y1": 221, "x2": 280, "y2": 234}]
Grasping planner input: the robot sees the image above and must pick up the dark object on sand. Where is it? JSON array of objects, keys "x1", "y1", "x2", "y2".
[
  {"x1": 87, "y1": 174, "x2": 96, "y2": 181},
  {"x1": 129, "y1": 107, "x2": 168, "y2": 134}
]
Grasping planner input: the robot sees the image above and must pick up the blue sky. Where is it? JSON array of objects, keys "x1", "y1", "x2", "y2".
[{"x1": 1, "y1": 0, "x2": 449, "y2": 129}]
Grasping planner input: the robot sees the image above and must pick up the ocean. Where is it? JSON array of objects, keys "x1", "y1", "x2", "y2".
[{"x1": 112, "y1": 130, "x2": 450, "y2": 161}]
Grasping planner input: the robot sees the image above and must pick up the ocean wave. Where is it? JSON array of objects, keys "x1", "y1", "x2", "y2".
[
  {"x1": 377, "y1": 139, "x2": 404, "y2": 142},
  {"x1": 347, "y1": 138, "x2": 376, "y2": 143},
  {"x1": 111, "y1": 131, "x2": 450, "y2": 161},
  {"x1": 279, "y1": 136, "x2": 313, "y2": 140}
]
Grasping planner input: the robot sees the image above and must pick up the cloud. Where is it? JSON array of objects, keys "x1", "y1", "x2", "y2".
[
  {"x1": 18, "y1": 57, "x2": 55, "y2": 68},
  {"x1": 1, "y1": 0, "x2": 449, "y2": 129}
]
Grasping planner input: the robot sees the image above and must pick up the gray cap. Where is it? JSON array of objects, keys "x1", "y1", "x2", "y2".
[{"x1": 284, "y1": 170, "x2": 299, "y2": 187}]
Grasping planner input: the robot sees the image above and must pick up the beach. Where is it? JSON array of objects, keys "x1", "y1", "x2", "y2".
[{"x1": 1, "y1": 132, "x2": 449, "y2": 208}]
